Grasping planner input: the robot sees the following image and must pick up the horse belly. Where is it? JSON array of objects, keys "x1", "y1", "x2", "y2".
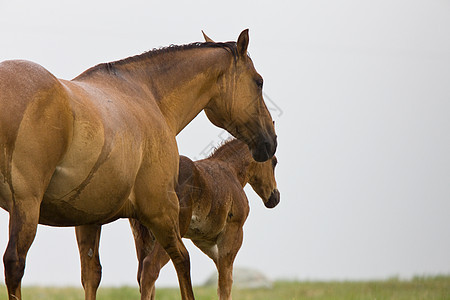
[
  {"x1": 41, "y1": 130, "x2": 142, "y2": 226},
  {"x1": 40, "y1": 181, "x2": 132, "y2": 226}
]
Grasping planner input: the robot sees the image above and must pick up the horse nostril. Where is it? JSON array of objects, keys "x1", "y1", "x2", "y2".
[
  {"x1": 264, "y1": 141, "x2": 271, "y2": 154},
  {"x1": 264, "y1": 189, "x2": 280, "y2": 208},
  {"x1": 252, "y1": 135, "x2": 276, "y2": 162},
  {"x1": 266, "y1": 136, "x2": 277, "y2": 157}
]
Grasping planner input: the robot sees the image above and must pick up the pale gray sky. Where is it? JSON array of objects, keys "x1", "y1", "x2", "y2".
[{"x1": 1, "y1": 0, "x2": 450, "y2": 288}]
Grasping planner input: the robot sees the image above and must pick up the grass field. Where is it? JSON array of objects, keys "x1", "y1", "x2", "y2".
[{"x1": 1, "y1": 276, "x2": 449, "y2": 299}]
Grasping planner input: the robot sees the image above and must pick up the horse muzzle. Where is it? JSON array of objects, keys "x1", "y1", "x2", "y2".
[
  {"x1": 251, "y1": 134, "x2": 277, "y2": 162},
  {"x1": 264, "y1": 189, "x2": 280, "y2": 208}
]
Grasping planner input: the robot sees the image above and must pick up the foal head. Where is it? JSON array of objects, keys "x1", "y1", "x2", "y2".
[
  {"x1": 248, "y1": 156, "x2": 280, "y2": 209},
  {"x1": 203, "y1": 29, "x2": 277, "y2": 162}
]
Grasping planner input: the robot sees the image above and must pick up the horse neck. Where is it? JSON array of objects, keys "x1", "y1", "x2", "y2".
[
  {"x1": 210, "y1": 140, "x2": 254, "y2": 187},
  {"x1": 116, "y1": 47, "x2": 232, "y2": 134}
]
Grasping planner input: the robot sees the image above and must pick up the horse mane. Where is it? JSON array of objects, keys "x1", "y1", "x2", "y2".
[
  {"x1": 76, "y1": 41, "x2": 238, "y2": 78},
  {"x1": 208, "y1": 138, "x2": 250, "y2": 160}
]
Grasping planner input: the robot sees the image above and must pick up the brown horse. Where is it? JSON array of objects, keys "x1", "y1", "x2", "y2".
[
  {"x1": 0, "y1": 30, "x2": 277, "y2": 300},
  {"x1": 78, "y1": 138, "x2": 279, "y2": 300}
]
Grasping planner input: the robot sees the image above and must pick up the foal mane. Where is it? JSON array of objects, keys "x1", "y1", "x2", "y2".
[
  {"x1": 208, "y1": 138, "x2": 251, "y2": 161},
  {"x1": 76, "y1": 41, "x2": 238, "y2": 79}
]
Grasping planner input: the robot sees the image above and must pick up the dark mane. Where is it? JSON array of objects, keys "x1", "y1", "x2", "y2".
[
  {"x1": 75, "y1": 41, "x2": 237, "y2": 79},
  {"x1": 208, "y1": 138, "x2": 250, "y2": 160}
]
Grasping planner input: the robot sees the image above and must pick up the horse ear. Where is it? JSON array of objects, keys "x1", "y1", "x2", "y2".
[
  {"x1": 237, "y1": 29, "x2": 249, "y2": 56},
  {"x1": 202, "y1": 30, "x2": 215, "y2": 43}
]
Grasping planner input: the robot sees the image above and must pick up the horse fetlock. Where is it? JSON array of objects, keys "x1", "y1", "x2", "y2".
[
  {"x1": 3, "y1": 257, "x2": 25, "y2": 296},
  {"x1": 9, "y1": 293, "x2": 20, "y2": 300}
]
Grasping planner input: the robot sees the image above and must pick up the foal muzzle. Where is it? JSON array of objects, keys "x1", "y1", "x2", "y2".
[{"x1": 264, "y1": 189, "x2": 280, "y2": 208}]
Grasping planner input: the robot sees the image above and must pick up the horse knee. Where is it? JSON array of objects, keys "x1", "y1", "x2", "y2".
[
  {"x1": 150, "y1": 229, "x2": 191, "y2": 286},
  {"x1": 165, "y1": 240, "x2": 191, "y2": 279},
  {"x1": 81, "y1": 261, "x2": 102, "y2": 289},
  {"x1": 140, "y1": 256, "x2": 160, "y2": 290},
  {"x1": 141, "y1": 207, "x2": 189, "y2": 270},
  {"x1": 176, "y1": 245, "x2": 190, "y2": 271}
]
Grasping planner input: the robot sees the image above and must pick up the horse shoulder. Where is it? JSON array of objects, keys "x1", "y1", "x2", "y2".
[
  {"x1": 196, "y1": 161, "x2": 237, "y2": 215},
  {"x1": 177, "y1": 155, "x2": 197, "y2": 188},
  {"x1": 211, "y1": 161, "x2": 250, "y2": 225},
  {"x1": 228, "y1": 185, "x2": 249, "y2": 225}
]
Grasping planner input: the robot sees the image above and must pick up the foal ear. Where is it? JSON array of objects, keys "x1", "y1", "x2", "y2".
[
  {"x1": 202, "y1": 30, "x2": 215, "y2": 43},
  {"x1": 237, "y1": 29, "x2": 249, "y2": 56}
]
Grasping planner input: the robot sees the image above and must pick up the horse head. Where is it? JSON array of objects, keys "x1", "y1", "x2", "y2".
[{"x1": 203, "y1": 29, "x2": 277, "y2": 162}]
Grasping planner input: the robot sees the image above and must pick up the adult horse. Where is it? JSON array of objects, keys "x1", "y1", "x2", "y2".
[{"x1": 0, "y1": 29, "x2": 277, "y2": 300}]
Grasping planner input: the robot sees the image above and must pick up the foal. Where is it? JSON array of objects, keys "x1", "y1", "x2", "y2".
[{"x1": 131, "y1": 138, "x2": 280, "y2": 300}]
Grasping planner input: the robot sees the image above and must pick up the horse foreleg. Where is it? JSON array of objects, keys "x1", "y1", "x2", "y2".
[
  {"x1": 3, "y1": 201, "x2": 40, "y2": 300},
  {"x1": 215, "y1": 225, "x2": 244, "y2": 300},
  {"x1": 130, "y1": 218, "x2": 171, "y2": 300},
  {"x1": 136, "y1": 191, "x2": 194, "y2": 300},
  {"x1": 75, "y1": 225, "x2": 102, "y2": 300}
]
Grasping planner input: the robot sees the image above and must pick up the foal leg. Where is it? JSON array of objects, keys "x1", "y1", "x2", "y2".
[
  {"x1": 3, "y1": 200, "x2": 40, "y2": 300},
  {"x1": 141, "y1": 244, "x2": 171, "y2": 300},
  {"x1": 193, "y1": 225, "x2": 244, "y2": 300},
  {"x1": 215, "y1": 226, "x2": 244, "y2": 300},
  {"x1": 130, "y1": 219, "x2": 158, "y2": 299},
  {"x1": 75, "y1": 225, "x2": 102, "y2": 300}
]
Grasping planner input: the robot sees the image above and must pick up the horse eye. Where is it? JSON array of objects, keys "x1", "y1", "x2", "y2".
[{"x1": 255, "y1": 78, "x2": 263, "y2": 89}]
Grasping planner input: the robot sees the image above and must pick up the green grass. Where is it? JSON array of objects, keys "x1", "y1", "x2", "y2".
[{"x1": 1, "y1": 276, "x2": 449, "y2": 299}]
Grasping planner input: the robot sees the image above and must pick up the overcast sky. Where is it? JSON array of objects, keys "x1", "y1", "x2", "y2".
[{"x1": 1, "y1": 0, "x2": 450, "y2": 289}]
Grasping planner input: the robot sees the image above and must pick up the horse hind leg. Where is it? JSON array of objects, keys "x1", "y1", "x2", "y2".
[
  {"x1": 75, "y1": 225, "x2": 102, "y2": 300},
  {"x1": 3, "y1": 198, "x2": 41, "y2": 300},
  {"x1": 2, "y1": 157, "x2": 63, "y2": 299},
  {"x1": 1, "y1": 81, "x2": 71, "y2": 299}
]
